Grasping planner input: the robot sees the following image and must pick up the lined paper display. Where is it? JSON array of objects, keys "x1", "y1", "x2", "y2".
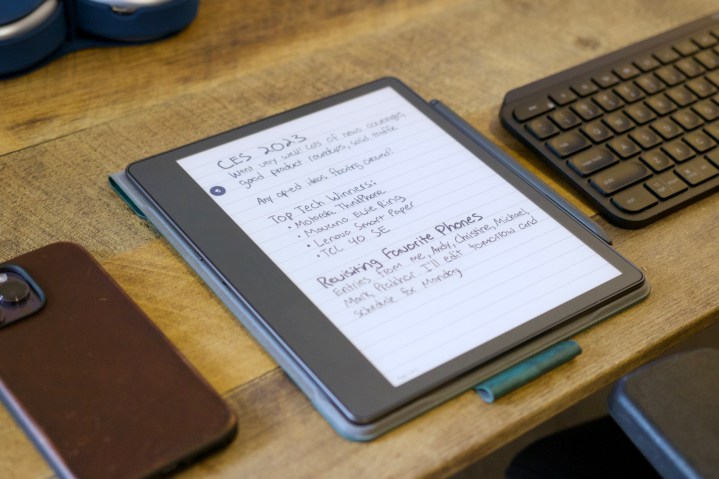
[{"x1": 178, "y1": 87, "x2": 620, "y2": 386}]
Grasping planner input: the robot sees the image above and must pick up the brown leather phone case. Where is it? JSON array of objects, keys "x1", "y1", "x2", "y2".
[{"x1": 0, "y1": 242, "x2": 237, "y2": 478}]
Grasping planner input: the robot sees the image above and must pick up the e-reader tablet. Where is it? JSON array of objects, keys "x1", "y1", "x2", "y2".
[{"x1": 124, "y1": 77, "x2": 648, "y2": 440}]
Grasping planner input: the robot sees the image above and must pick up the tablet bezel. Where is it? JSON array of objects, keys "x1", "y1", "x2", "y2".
[{"x1": 127, "y1": 77, "x2": 645, "y2": 424}]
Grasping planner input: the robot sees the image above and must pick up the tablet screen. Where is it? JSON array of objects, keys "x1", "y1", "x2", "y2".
[{"x1": 175, "y1": 86, "x2": 621, "y2": 387}]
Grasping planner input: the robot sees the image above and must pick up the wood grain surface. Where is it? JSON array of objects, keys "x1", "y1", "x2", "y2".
[{"x1": 1, "y1": 1, "x2": 718, "y2": 477}]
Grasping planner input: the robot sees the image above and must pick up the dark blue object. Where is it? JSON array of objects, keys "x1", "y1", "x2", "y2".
[
  {"x1": 0, "y1": 0, "x2": 48, "y2": 25},
  {"x1": 609, "y1": 348, "x2": 719, "y2": 479},
  {"x1": 0, "y1": 0, "x2": 66, "y2": 75},
  {"x1": 75, "y1": 0, "x2": 199, "y2": 41},
  {"x1": 0, "y1": 0, "x2": 199, "y2": 77}
]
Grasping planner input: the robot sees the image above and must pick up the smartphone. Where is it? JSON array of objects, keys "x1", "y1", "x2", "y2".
[{"x1": 0, "y1": 242, "x2": 237, "y2": 479}]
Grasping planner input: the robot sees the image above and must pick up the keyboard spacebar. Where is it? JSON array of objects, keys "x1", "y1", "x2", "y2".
[{"x1": 589, "y1": 160, "x2": 652, "y2": 195}]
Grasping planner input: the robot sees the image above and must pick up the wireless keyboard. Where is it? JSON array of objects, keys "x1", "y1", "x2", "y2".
[{"x1": 500, "y1": 12, "x2": 719, "y2": 228}]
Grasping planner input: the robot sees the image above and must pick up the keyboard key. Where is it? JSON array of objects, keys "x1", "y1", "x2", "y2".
[
  {"x1": 655, "y1": 65, "x2": 685, "y2": 85},
  {"x1": 671, "y1": 109, "x2": 704, "y2": 130},
  {"x1": 675, "y1": 58, "x2": 705, "y2": 77},
  {"x1": 673, "y1": 38, "x2": 700, "y2": 56},
  {"x1": 692, "y1": 99, "x2": 719, "y2": 121},
  {"x1": 651, "y1": 118, "x2": 683, "y2": 139},
  {"x1": 675, "y1": 157, "x2": 719, "y2": 184},
  {"x1": 549, "y1": 108, "x2": 581, "y2": 129},
  {"x1": 625, "y1": 103, "x2": 657, "y2": 124},
  {"x1": 526, "y1": 117, "x2": 559, "y2": 140},
  {"x1": 662, "y1": 139, "x2": 696, "y2": 162},
  {"x1": 549, "y1": 88, "x2": 577, "y2": 105},
  {"x1": 683, "y1": 131, "x2": 716, "y2": 152},
  {"x1": 614, "y1": 83, "x2": 645, "y2": 103},
  {"x1": 655, "y1": 47, "x2": 680, "y2": 64},
  {"x1": 590, "y1": 160, "x2": 652, "y2": 195},
  {"x1": 614, "y1": 63, "x2": 640, "y2": 80},
  {"x1": 571, "y1": 79, "x2": 598, "y2": 97},
  {"x1": 629, "y1": 127, "x2": 662, "y2": 149},
  {"x1": 686, "y1": 78, "x2": 718, "y2": 98},
  {"x1": 635, "y1": 74, "x2": 665, "y2": 94},
  {"x1": 612, "y1": 184, "x2": 658, "y2": 212},
  {"x1": 693, "y1": 32, "x2": 718, "y2": 48},
  {"x1": 593, "y1": 91, "x2": 624, "y2": 111},
  {"x1": 646, "y1": 95, "x2": 677, "y2": 115},
  {"x1": 581, "y1": 120, "x2": 613, "y2": 142},
  {"x1": 608, "y1": 136, "x2": 641, "y2": 158},
  {"x1": 571, "y1": 100, "x2": 602, "y2": 120},
  {"x1": 604, "y1": 112, "x2": 635, "y2": 133},
  {"x1": 568, "y1": 148, "x2": 617, "y2": 176},
  {"x1": 641, "y1": 149, "x2": 674, "y2": 172},
  {"x1": 514, "y1": 98, "x2": 555, "y2": 121},
  {"x1": 634, "y1": 55, "x2": 660, "y2": 72},
  {"x1": 645, "y1": 171, "x2": 688, "y2": 199},
  {"x1": 706, "y1": 70, "x2": 719, "y2": 87},
  {"x1": 665, "y1": 86, "x2": 697, "y2": 106},
  {"x1": 695, "y1": 50, "x2": 719, "y2": 70},
  {"x1": 547, "y1": 131, "x2": 590, "y2": 158},
  {"x1": 706, "y1": 149, "x2": 719, "y2": 167},
  {"x1": 704, "y1": 121, "x2": 719, "y2": 141},
  {"x1": 593, "y1": 71, "x2": 620, "y2": 88}
]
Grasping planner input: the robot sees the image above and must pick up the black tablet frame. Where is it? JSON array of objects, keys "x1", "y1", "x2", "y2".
[{"x1": 127, "y1": 77, "x2": 645, "y2": 424}]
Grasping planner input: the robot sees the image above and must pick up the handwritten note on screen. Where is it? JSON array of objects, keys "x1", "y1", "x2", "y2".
[{"x1": 178, "y1": 87, "x2": 620, "y2": 386}]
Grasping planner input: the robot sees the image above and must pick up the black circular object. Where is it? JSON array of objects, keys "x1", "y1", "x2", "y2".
[{"x1": 0, "y1": 275, "x2": 31, "y2": 304}]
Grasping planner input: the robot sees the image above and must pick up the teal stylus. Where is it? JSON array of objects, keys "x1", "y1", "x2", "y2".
[{"x1": 475, "y1": 340, "x2": 582, "y2": 403}]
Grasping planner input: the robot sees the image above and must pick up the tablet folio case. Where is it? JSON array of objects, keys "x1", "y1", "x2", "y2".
[
  {"x1": 0, "y1": 0, "x2": 198, "y2": 77},
  {"x1": 109, "y1": 102, "x2": 650, "y2": 441}
]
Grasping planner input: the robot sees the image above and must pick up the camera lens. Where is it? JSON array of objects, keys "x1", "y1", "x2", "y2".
[{"x1": 0, "y1": 273, "x2": 31, "y2": 305}]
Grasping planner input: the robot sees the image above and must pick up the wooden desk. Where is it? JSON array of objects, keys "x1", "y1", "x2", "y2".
[{"x1": 2, "y1": 1, "x2": 718, "y2": 477}]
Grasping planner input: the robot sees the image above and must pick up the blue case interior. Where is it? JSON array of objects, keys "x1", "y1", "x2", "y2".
[{"x1": 0, "y1": 0, "x2": 198, "y2": 77}]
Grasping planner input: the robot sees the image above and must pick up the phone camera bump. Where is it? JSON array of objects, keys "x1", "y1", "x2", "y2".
[{"x1": 0, "y1": 273, "x2": 30, "y2": 305}]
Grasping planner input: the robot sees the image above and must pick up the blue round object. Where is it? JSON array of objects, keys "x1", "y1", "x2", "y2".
[
  {"x1": 0, "y1": 0, "x2": 66, "y2": 76},
  {"x1": 0, "y1": 0, "x2": 200, "y2": 77},
  {"x1": 75, "y1": 0, "x2": 199, "y2": 42},
  {"x1": 0, "y1": 0, "x2": 47, "y2": 26}
]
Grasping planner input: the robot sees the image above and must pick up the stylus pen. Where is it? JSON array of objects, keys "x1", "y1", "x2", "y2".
[{"x1": 429, "y1": 100, "x2": 612, "y2": 245}]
